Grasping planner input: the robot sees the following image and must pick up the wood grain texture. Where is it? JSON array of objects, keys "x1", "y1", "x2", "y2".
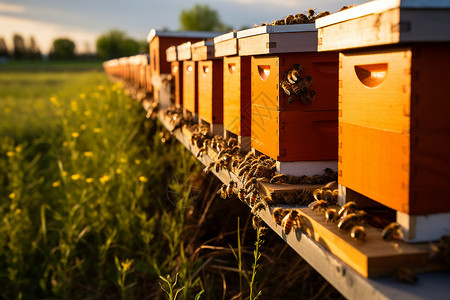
[
  {"x1": 238, "y1": 31, "x2": 318, "y2": 56},
  {"x1": 182, "y1": 61, "x2": 198, "y2": 114},
  {"x1": 214, "y1": 38, "x2": 238, "y2": 57},
  {"x1": 223, "y1": 56, "x2": 251, "y2": 136},
  {"x1": 171, "y1": 62, "x2": 182, "y2": 108},
  {"x1": 198, "y1": 60, "x2": 223, "y2": 124}
]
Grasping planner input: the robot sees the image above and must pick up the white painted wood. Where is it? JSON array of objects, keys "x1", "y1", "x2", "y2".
[
  {"x1": 237, "y1": 23, "x2": 316, "y2": 38},
  {"x1": 397, "y1": 211, "x2": 450, "y2": 242},
  {"x1": 191, "y1": 40, "x2": 214, "y2": 48},
  {"x1": 165, "y1": 46, "x2": 177, "y2": 62},
  {"x1": 147, "y1": 28, "x2": 221, "y2": 43},
  {"x1": 213, "y1": 32, "x2": 236, "y2": 43},
  {"x1": 316, "y1": 0, "x2": 450, "y2": 29},
  {"x1": 276, "y1": 160, "x2": 338, "y2": 177},
  {"x1": 177, "y1": 42, "x2": 192, "y2": 61}
]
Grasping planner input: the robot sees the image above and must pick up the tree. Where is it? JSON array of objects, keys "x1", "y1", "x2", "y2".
[
  {"x1": 28, "y1": 36, "x2": 42, "y2": 60},
  {"x1": 49, "y1": 38, "x2": 76, "y2": 60},
  {"x1": 0, "y1": 37, "x2": 8, "y2": 58},
  {"x1": 96, "y1": 30, "x2": 142, "y2": 60},
  {"x1": 179, "y1": 4, "x2": 232, "y2": 32},
  {"x1": 13, "y1": 34, "x2": 27, "y2": 59}
]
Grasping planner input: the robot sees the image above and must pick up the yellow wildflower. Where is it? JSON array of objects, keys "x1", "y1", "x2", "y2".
[
  {"x1": 97, "y1": 85, "x2": 105, "y2": 90},
  {"x1": 52, "y1": 180, "x2": 61, "y2": 187},
  {"x1": 70, "y1": 100, "x2": 78, "y2": 111},
  {"x1": 93, "y1": 128, "x2": 102, "y2": 133},
  {"x1": 116, "y1": 168, "x2": 122, "y2": 174},
  {"x1": 62, "y1": 141, "x2": 68, "y2": 147},
  {"x1": 9, "y1": 192, "x2": 16, "y2": 199},
  {"x1": 4, "y1": 107, "x2": 11, "y2": 113},
  {"x1": 84, "y1": 110, "x2": 91, "y2": 116},
  {"x1": 71, "y1": 174, "x2": 81, "y2": 181},
  {"x1": 50, "y1": 96, "x2": 58, "y2": 104},
  {"x1": 119, "y1": 158, "x2": 127, "y2": 163},
  {"x1": 83, "y1": 151, "x2": 93, "y2": 157},
  {"x1": 15, "y1": 146, "x2": 22, "y2": 153},
  {"x1": 62, "y1": 171, "x2": 68, "y2": 177},
  {"x1": 138, "y1": 176, "x2": 148, "y2": 183},
  {"x1": 121, "y1": 259, "x2": 133, "y2": 272},
  {"x1": 79, "y1": 93, "x2": 86, "y2": 99},
  {"x1": 80, "y1": 124, "x2": 87, "y2": 130},
  {"x1": 71, "y1": 132, "x2": 79, "y2": 138},
  {"x1": 93, "y1": 92, "x2": 100, "y2": 98},
  {"x1": 134, "y1": 159, "x2": 141, "y2": 165},
  {"x1": 99, "y1": 175, "x2": 110, "y2": 184},
  {"x1": 6, "y1": 151, "x2": 14, "y2": 157},
  {"x1": 85, "y1": 178, "x2": 94, "y2": 183}
]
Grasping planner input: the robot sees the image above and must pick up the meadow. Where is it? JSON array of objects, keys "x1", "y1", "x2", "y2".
[{"x1": 0, "y1": 64, "x2": 343, "y2": 299}]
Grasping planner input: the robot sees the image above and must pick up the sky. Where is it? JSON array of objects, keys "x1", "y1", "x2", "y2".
[{"x1": 0, "y1": 0, "x2": 368, "y2": 54}]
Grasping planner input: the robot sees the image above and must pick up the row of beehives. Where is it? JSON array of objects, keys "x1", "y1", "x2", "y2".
[{"x1": 103, "y1": 0, "x2": 450, "y2": 243}]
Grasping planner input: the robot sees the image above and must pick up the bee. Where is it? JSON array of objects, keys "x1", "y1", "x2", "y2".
[
  {"x1": 258, "y1": 226, "x2": 268, "y2": 236},
  {"x1": 238, "y1": 188, "x2": 246, "y2": 202},
  {"x1": 217, "y1": 158, "x2": 229, "y2": 171},
  {"x1": 337, "y1": 211, "x2": 368, "y2": 230},
  {"x1": 216, "y1": 184, "x2": 227, "y2": 199},
  {"x1": 382, "y1": 222, "x2": 403, "y2": 241},
  {"x1": 338, "y1": 201, "x2": 357, "y2": 218},
  {"x1": 273, "y1": 208, "x2": 289, "y2": 225},
  {"x1": 288, "y1": 95, "x2": 296, "y2": 104},
  {"x1": 231, "y1": 158, "x2": 241, "y2": 168},
  {"x1": 203, "y1": 138, "x2": 211, "y2": 148},
  {"x1": 291, "y1": 83, "x2": 302, "y2": 95},
  {"x1": 280, "y1": 80, "x2": 294, "y2": 96},
  {"x1": 295, "y1": 13, "x2": 309, "y2": 24},
  {"x1": 296, "y1": 80, "x2": 309, "y2": 94},
  {"x1": 270, "y1": 174, "x2": 290, "y2": 184},
  {"x1": 286, "y1": 70, "x2": 297, "y2": 85},
  {"x1": 350, "y1": 225, "x2": 366, "y2": 242},
  {"x1": 300, "y1": 90, "x2": 315, "y2": 105},
  {"x1": 325, "y1": 208, "x2": 338, "y2": 222},
  {"x1": 196, "y1": 146, "x2": 207, "y2": 158},
  {"x1": 246, "y1": 190, "x2": 258, "y2": 206},
  {"x1": 227, "y1": 137, "x2": 238, "y2": 147},
  {"x1": 217, "y1": 149, "x2": 231, "y2": 160},
  {"x1": 394, "y1": 268, "x2": 418, "y2": 284},
  {"x1": 254, "y1": 165, "x2": 275, "y2": 179},
  {"x1": 282, "y1": 210, "x2": 300, "y2": 235},
  {"x1": 295, "y1": 189, "x2": 314, "y2": 205},
  {"x1": 315, "y1": 11, "x2": 330, "y2": 19},
  {"x1": 244, "y1": 177, "x2": 258, "y2": 191},
  {"x1": 226, "y1": 180, "x2": 236, "y2": 197},
  {"x1": 214, "y1": 162, "x2": 220, "y2": 173},
  {"x1": 274, "y1": 19, "x2": 285, "y2": 25},
  {"x1": 308, "y1": 8, "x2": 316, "y2": 20},
  {"x1": 238, "y1": 164, "x2": 250, "y2": 177},
  {"x1": 232, "y1": 145, "x2": 241, "y2": 155},
  {"x1": 204, "y1": 162, "x2": 215, "y2": 174},
  {"x1": 304, "y1": 76, "x2": 313, "y2": 89},
  {"x1": 284, "y1": 14, "x2": 295, "y2": 25},
  {"x1": 308, "y1": 200, "x2": 328, "y2": 212},
  {"x1": 252, "y1": 215, "x2": 262, "y2": 230},
  {"x1": 261, "y1": 196, "x2": 275, "y2": 206},
  {"x1": 252, "y1": 202, "x2": 266, "y2": 214}
]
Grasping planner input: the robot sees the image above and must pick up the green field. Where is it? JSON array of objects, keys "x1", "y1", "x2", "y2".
[{"x1": 0, "y1": 63, "x2": 343, "y2": 299}]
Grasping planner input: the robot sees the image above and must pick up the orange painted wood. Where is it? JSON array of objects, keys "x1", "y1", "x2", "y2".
[
  {"x1": 171, "y1": 62, "x2": 183, "y2": 108},
  {"x1": 251, "y1": 53, "x2": 339, "y2": 162},
  {"x1": 183, "y1": 61, "x2": 198, "y2": 114},
  {"x1": 223, "y1": 56, "x2": 251, "y2": 136},
  {"x1": 146, "y1": 65, "x2": 152, "y2": 92},
  {"x1": 339, "y1": 43, "x2": 450, "y2": 214},
  {"x1": 198, "y1": 60, "x2": 223, "y2": 124}
]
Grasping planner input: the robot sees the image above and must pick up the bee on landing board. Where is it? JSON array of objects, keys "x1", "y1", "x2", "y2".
[
  {"x1": 238, "y1": 188, "x2": 246, "y2": 202},
  {"x1": 204, "y1": 162, "x2": 215, "y2": 174},
  {"x1": 350, "y1": 225, "x2": 366, "y2": 242},
  {"x1": 324, "y1": 208, "x2": 338, "y2": 222},
  {"x1": 252, "y1": 202, "x2": 266, "y2": 215},
  {"x1": 246, "y1": 190, "x2": 258, "y2": 207},
  {"x1": 308, "y1": 200, "x2": 328, "y2": 212},
  {"x1": 226, "y1": 180, "x2": 236, "y2": 197},
  {"x1": 382, "y1": 222, "x2": 403, "y2": 241},
  {"x1": 273, "y1": 208, "x2": 288, "y2": 225},
  {"x1": 338, "y1": 201, "x2": 357, "y2": 218},
  {"x1": 216, "y1": 184, "x2": 227, "y2": 199},
  {"x1": 281, "y1": 210, "x2": 300, "y2": 235},
  {"x1": 337, "y1": 210, "x2": 368, "y2": 230}
]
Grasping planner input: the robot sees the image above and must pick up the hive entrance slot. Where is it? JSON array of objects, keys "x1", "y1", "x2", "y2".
[
  {"x1": 258, "y1": 65, "x2": 271, "y2": 81},
  {"x1": 202, "y1": 66, "x2": 210, "y2": 75},
  {"x1": 354, "y1": 63, "x2": 388, "y2": 88},
  {"x1": 228, "y1": 63, "x2": 236, "y2": 74}
]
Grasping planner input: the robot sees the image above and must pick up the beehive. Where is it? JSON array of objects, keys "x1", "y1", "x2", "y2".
[
  {"x1": 147, "y1": 29, "x2": 218, "y2": 100},
  {"x1": 182, "y1": 60, "x2": 197, "y2": 116},
  {"x1": 316, "y1": 0, "x2": 450, "y2": 241},
  {"x1": 171, "y1": 62, "x2": 183, "y2": 108},
  {"x1": 191, "y1": 41, "x2": 223, "y2": 134}
]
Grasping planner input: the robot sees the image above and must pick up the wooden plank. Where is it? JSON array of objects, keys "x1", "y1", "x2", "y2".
[
  {"x1": 182, "y1": 61, "x2": 198, "y2": 114},
  {"x1": 238, "y1": 31, "x2": 318, "y2": 55},
  {"x1": 215, "y1": 38, "x2": 238, "y2": 57},
  {"x1": 237, "y1": 23, "x2": 316, "y2": 38},
  {"x1": 177, "y1": 42, "x2": 192, "y2": 61},
  {"x1": 166, "y1": 46, "x2": 177, "y2": 62}
]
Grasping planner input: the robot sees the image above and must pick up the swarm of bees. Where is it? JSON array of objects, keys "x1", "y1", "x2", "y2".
[
  {"x1": 430, "y1": 235, "x2": 450, "y2": 267},
  {"x1": 280, "y1": 64, "x2": 316, "y2": 105},
  {"x1": 270, "y1": 168, "x2": 337, "y2": 185},
  {"x1": 257, "y1": 9, "x2": 331, "y2": 27},
  {"x1": 164, "y1": 105, "x2": 192, "y2": 133},
  {"x1": 270, "y1": 208, "x2": 301, "y2": 235}
]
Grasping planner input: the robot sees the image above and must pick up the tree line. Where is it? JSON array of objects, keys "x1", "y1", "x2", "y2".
[{"x1": 0, "y1": 4, "x2": 241, "y2": 62}]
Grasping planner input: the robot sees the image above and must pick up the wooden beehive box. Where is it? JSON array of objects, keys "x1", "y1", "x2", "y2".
[
  {"x1": 214, "y1": 32, "x2": 237, "y2": 57},
  {"x1": 222, "y1": 56, "x2": 252, "y2": 150},
  {"x1": 171, "y1": 61, "x2": 183, "y2": 108},
  {"x1": 139, "y1": 55, "x2": 149, "y2": 90},
  {"x1": 237, "y1": 24, "x2": 317, "y2": 56},
  {"x1": 191, "y1": 40, "x2": 215, "y2": 61},
  {"x1": 182, "y1": 60, "x2": 198, "y2": 116},
  {"x1": 316, "y1": 0, "x2": 450, "y2": 242}
]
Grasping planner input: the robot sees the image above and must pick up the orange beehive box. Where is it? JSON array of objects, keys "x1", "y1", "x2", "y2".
[
  {"x1": 197, "y1": 60, "x2": 223, "y2": 133},
  {"x1": 171, "y1": 61, "x2": 183, "y2": 108},
  {"x1": 192, "y1": 40, "x2": 215, "y2": 61},
  {"x1": 222, "y1": 56, "x2": 251, "y2": 139},
  {"x1": 317, "y1": 0, "x2": 450, "y2": 241},
  {"x1": 250, "y1": 53, "x2": 339, "y2": 168},
  {"x1": 182, "y1": 60, "x2": 197, "y2": 115}
]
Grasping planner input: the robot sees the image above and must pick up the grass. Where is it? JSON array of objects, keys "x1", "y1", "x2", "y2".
[{"x1": 0, "y1": 62, "x2": 345, "y2": 299}]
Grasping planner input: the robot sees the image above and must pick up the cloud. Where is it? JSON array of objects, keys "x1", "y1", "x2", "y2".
[
  {"x1": 0, "y1": 15, "x2": 99, "y2": 54},
  {"x1": 0, "y1": 2, "x2": 27, "y2": 13}
]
